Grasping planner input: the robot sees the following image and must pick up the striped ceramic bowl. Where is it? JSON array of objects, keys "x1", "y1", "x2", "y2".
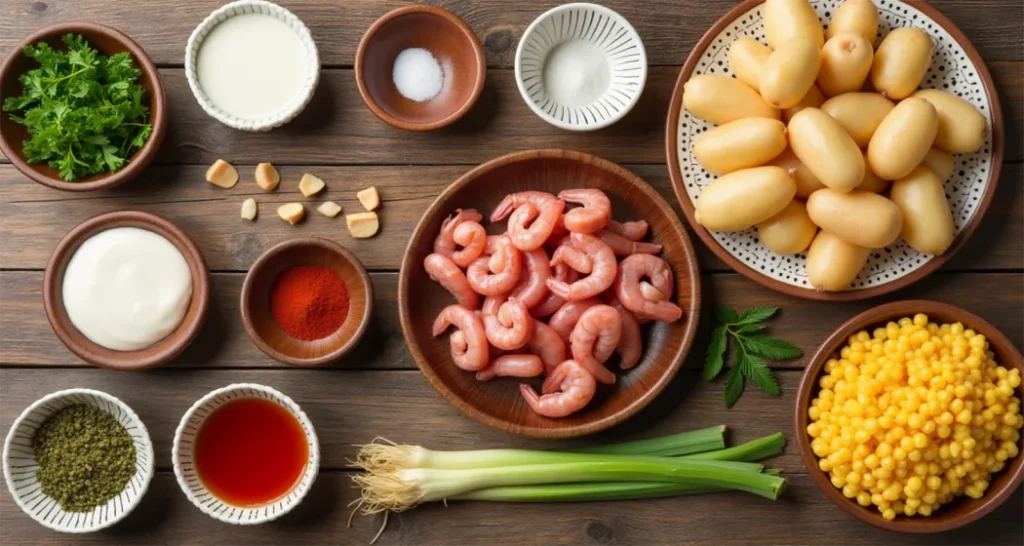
[
  {"x1": 172, "y1": 383, "x2": 320, "y2": 525},
  {"x1": 2, "y1": 389, "x2": 155, "y2": 533},
  {"x1": 515, "y1": 3, "x2": 647, "y2": 131}
]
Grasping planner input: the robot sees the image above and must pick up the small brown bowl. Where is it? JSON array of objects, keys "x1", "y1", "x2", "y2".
[
  {"x1": 241, "y1": 237, "x2": 373, "y2": 367},
  {"x1": 795, "y1": 300, "x2": 1024, "y2": 533},
  {"x1": 43, "y1": 211, "x2": 210, "y2": 370},
  {"x1": 0, "y1": 22, "x2": 167, "y2": 192},
  {"x1": 355, "y1": 4, "x2": 486, "y2": 131},
  {"x1": 399, "y1": 149, "x2": 701, "y2": 438}
]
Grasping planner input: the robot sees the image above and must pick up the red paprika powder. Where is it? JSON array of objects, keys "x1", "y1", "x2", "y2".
[{"x1": 269, "y1": 265, "x2": 350, "y2": 340}]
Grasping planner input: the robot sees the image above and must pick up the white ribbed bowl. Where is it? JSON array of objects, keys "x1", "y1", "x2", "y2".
[
  {"x1": 172, "y1": 383, "x2": 319, "y2": 525},
  {"x1": 2, "y1": 389, "x2": 155, "y2": 533},
  {"x1": 185, "y1": 0, "x2": 320, "y2": 131},
  {"x1": 515, "y1": 3, "x2": 647, "y2": 131}
]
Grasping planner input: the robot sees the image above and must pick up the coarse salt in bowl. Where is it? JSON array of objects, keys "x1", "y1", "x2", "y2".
[
  {"x1": 515, "y1": 3, "x2": 647, "y2": 131},
  {"x1": 2, "y1": 389, "x2": 155, "y2": 533},
  {"x1": 172, "y1": 383, "x2": 320, "y2": 525}
]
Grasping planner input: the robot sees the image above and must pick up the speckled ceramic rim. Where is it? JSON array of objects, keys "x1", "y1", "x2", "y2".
[
  {"x1": 514, "y1": 3, "x2": 648, "y2": 132},
  {"x1": 185, "y1": 0, "x2": 320, "y2": 132},
  {"x1": 2, "y1": 388, "x2": 155, "y2": 534},
  {"x1": 171, "y1": 383, "x2": 320, "y2": 525}
]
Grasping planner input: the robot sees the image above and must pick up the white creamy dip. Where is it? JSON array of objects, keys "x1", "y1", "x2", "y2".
[
  {"x1": 196, "y1": 13, "x2": 309, "y2": 119},
  {"x1": 62, "y1": 227, "x2": 193, "y2": 351}
]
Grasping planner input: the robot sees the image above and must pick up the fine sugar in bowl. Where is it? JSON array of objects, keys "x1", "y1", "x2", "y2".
[{"x1": 43, "y1": 210, "x2": 210, "y2": 370}]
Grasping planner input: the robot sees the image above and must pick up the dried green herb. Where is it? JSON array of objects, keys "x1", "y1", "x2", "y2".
[{"x1": 33, "y1": 404, "x2": 136, "y2": 512}]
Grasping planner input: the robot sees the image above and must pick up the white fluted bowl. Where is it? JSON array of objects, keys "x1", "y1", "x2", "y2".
[
  {"x1": 2, "y1": 389, "x2": 155, "y2": 533},
  {"x1": 515, "y1": 3, "x2": 647, "y2": 131}
]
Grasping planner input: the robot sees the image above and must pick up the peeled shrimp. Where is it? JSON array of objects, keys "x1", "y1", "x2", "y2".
[
  {"x1": 548, "y1": 297, "x2": 600, "y2": 343},
  {"x1": 559, "y1": 189, "x2": 612, "y2": 234},
  {"x1": 477, "y1": 354, "x2": 544, "y2": 381},
  {"x1": 510, "y1": 248, "x2": 552, "y2": 309},
  {"x1": 615, "y1": 254, "x2": 683, "y2": 322},
  {"x1": 527, "y1": 321, "x2": 567, "y2": 373},
  {"x1": 432, "y1": 305, "x2": 489, "y2": 371},
  {"x1": 596, "y1": 229, "x2": 663, "y2": 257},
  {"x1": 434, "y1": 209, "x2": 483, "y2": 258},
  {"x1": 490, "y1": 191, "x2": 559, "y2": 221},
  {"x1": 550, "y1": 243, "x2": 593, "y2": 274},
  {"x1": 424, "y1": 253, "x2": 480, "y2": 309},
  {"x1": 545, "y1": 233, "x2": 616, "y2": 301},
  {"x1": 520, "y1": 360, "x2": 596, "y2": 418},
  {"x1": 568, "y1": 304, "x2": 621, "y2": 385},
  {"x1": 506, "y1": 199, "x2": 566, "y2": 252},
  {"x1": 467, "y1": 245, "x2": 522, "y2": 296},
  {"x1": 482, "y1": 297, "x2": 533, "y2": 351},
  {"x1": 606, "y1": 220, "x2": 649, "y2": 241},
  {"x1": 640, "y1": 281, "x2": 667, "y2": 302},
  {"x1": 531, "y1": 263, "x2": 577, "y2": 318},
  {"x1": 451, "y1": 220, "x2": 487, "y2": 267},
  {"x1": 609, "y1": 300, "x2": 643, "y2": 370}
]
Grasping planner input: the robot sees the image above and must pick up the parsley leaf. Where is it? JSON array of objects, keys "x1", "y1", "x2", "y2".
[
  {"x1": 742, "y1": 334, "x2": 804, "y2": 361},
  {"x1": 713, "y1": 305, "x2": 739, "y2": 324},
  {"x1": 739, "y1": 353, "x2": 781, "y2": 396},
  {"x1": 723, "y1": 364, "x2": 746, "y2": 408},
  {"x1": 703, "y1": 325, "x2": 728, "y2": 380},
  {"x1": 2, "y1": 34, "x2": 151, "y2": 181},
  {"x1": 737, "y1": 306, "x2": 780, "y2": 325}
]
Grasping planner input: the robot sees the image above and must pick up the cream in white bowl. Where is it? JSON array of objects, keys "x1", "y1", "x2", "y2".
[
  {"x1": 2, "y1": 389, "x2": 155, "y2": 533},
  {"x1": 185, "y1": 0, "x2": 320, "y2": 131},
  {"x1": 172, "y1": 383, "x2": 319, "y2": 525},
  {"x1": 515, "y1": 3, "x2": 647, "y2": 131}
]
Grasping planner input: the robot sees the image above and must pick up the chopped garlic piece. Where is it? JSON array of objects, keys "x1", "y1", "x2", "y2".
[
  {"x1": 240, "y1": 198, "x2": 257, "y2": 221},
  {"x1": 317, "y1": 201, "x2": 342, "y2": 218},
  {"x1": 299, "y1": 173, "x2": 326, "y2": 197},
  {"x1": 356, "y1": 186, "x2": 381, "y2": 211},
  {"x1": 346, "y1": 211, "x2": 380, "y2": 238},
  {"x1": 277, "y1": 203, "x2": 304, "y2": 225},
  {"x1": 206, "y1": 159, "x2": 238, "y2": 188},
  {"x1": 255, "y1": 163, "x2": 280, "y2": 191}
]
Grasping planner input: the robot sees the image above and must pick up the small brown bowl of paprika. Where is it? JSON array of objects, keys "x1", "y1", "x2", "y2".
[{"x1": 240, "y1": 237, "x2": 373, "y2": 367}]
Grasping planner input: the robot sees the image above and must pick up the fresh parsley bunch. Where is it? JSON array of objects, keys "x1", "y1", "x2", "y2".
[
  {"x1": 2, "y1": 34, "x2": 152, "y2": 181},
  {"x1": 704, "y1": 306, "x2": 803, "y2": 408}
]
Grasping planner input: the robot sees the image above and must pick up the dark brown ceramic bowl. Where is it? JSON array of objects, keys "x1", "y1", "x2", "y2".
[
  {"x1": 43, "y1": 211, "x2": 210, "y2": 370},
  {"x1": 355, "y1": 4, "x2": 486, "y2": 131},
  {"x1": 795, "y1": 300, "x2": 1024, "y2": 533},
  {"x1": 398, "y1": 149, "x2": 701, "y2": 438},
  {"x1": 241, "y1": 237, "x2": 373, "y2": 367},
  {"x1": 0, "y1": 22, "x2": 167, "y2": 192},
  {"x1": 665, "y1": 0, "x2": 1003, "y2": 301}
]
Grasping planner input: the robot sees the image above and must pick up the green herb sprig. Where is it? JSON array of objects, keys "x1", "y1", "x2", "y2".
[
  {"x1": 2, "y1": 34, "x2": 152, "y2": 181},
  {"x1": 704, "y1": 306, "x2": 803, "y2": 408}
]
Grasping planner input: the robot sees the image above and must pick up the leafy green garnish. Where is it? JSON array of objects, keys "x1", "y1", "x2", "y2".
[
  {"x1": 704, "y1": 305, "x2": 803, "y2": 408},
  {"x1": 2, "y1": 34, "x2": 152, "y2": 181}
]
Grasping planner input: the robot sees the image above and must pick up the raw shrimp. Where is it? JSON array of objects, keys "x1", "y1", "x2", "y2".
[
  {"x1": 424, "y1": 253, "x2": 480, "y2": 309},
  {"x1": 476, "y1": 354, "x2": 544, "y2": 381},
  {"x1": 559, "y1": 189, "x2": 612, "y2": 234},
  {"x1": 510, "y1": 248, "x2": 552, "y2": 309},
  {"x1": 482, "y1": 297, "x2": 533, "y2": 350},
  {"x1": 434, "y1": 209, "x2": 483, "y2": 258},
  {"x1": 490, "y1": 191, "x2": 559, "y2": 221},
  {"x1": 609, "y1": 300, "x2": 643, "y2": 370},
  {"x1": 527, "y1": 321, "x2": 567, "y2": 373},
  {"x1": 432, "y1": 305, "x2": 489, "y2": 371},
  {"x1": 548, "y1": 297, "x2": 600, "y2": 343},
  {"x1": 596, "y1": 229, "x2": 663, "y2": 257},
  {"x1": 484, "y1": 234, "x2": 509, "y2": 255},
  {"x1": 520, "y1": 360, "x2": 596, "y2": 418},
  {"x1": 506, "y1": 199, "x2": 566, "y2": 252},
  {"x1": 451, "y1": 220, "x2": 487, "y2": 267},
  {"x1": 550, "y1": 243, "x2": 593, "y2": 274},
  {"x1": 569, "y1": 305, "x2": 621, "y2": 385},
  {"x1": 606, "y1": 220, "x2": 649, "y2": 241},
  {"x1": 640, "y1": 281, "x2": 667, "y2": 302},
  {"x1": 467, "y1": 245, "x2": 522, "y2": 296},
  {"x1": 531, "y1": 263, "x2": 577, "y2": 318},
  {"x1": 545, "y1": 233, "x2": 616, "y2": 301},
  {"x1": 615, "y1": 254, "x2": 683, "y2": 322}
]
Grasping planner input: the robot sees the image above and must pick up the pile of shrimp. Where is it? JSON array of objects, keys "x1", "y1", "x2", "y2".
[{"x1": 425, "y1": 189, "x2": 684, "y2": 418}]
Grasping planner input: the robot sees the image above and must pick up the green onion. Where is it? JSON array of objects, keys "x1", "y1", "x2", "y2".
[
  {"x1": 453, "y1": 481, "x2": 721, "y2": 502},
  {"x1": 576, "y1": 425, "x2": 726, "y2": 457},
  {"x1": 683, "y1": 432, "x2": 786, "y2": 463}
]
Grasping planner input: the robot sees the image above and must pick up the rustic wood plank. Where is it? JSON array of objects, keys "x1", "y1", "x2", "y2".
[
  {"x1": 0, "y1": 470, "x2": 1019, "y2": 546},
  {"x1": 2, "y1": 0, "x2": 1020, "y2": 67}
]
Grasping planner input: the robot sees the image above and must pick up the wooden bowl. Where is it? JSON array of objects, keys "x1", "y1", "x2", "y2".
[
  {"x1": 43, "y1": 211, "x2": 210, "y2": 370},
  {"x1": 0, "y1": 22, "x2": 167, "y2": 192},
  {"x1": 665, "y1": 0, "x2": 1003, "y2": 301},
  {"x1": 398, "y1": 149, "x2": 701, "y2": 438},
  {"x1": 240, "y1": 237, "x2": 373, "y2": 367},
  {"x1": 355, "y1": 4, "x2": 486, "y2": 131},
  {"x1": 795, "y1": 300, "x2": 1024, "y2": 533}
]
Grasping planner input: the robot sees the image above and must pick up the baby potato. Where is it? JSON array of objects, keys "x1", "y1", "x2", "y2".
[
  {"x1": 757, "y1": 200, "x2": 818, "y2": 254},
  {"x1": 889, "y1": 165, "x2": 955, "y2": 255},
  {"x1": 694, "y1": 118, "x2": 788, "y2": 174},
  {"x1": 827, "y1": 0, "x2": 879, "y2": 45},
  {"x1": 694, "y1": 166, "x2": 796, "y2": 232},
  {"x1": 871, "y1": 28, "x2": 933, "y2": 100},
  {"x1": 787, "y1": 107, "x2": 865, "y2": 192},
  {"x1": 770, "y1": 148, "x2": 826, "y2": 198},
  {"x1": 764, "y1": 0, "x2": 824, "y2": 49},
  {"x1": 912, "y1": 89, "x2": 988, "y2": 153},
  {"x1": 920, "y1": 147, "x2": 955, "y2": 181},
  {"x1": 729, "y1": 38, "x2": 773, "y2": 92},
  {"x1": 760, "y1": 38, "x2": 822, "y2": 109},
  {"x1": 806, "y1": 188, "x2": 904, "y2": 248},
  {"x1": 806, "y1": 230, "x2": 871, "y2": 291},
  {"x1": 820, "y1": 92, "x2": 894, "y2": 148},
  {"x1": 782, "y1": 84, "x2": 825, "y2": 123},
  {"x1": 868, "y1": 97, "x2": 939, "y2": 180},
  {"x1": 856, "y1": 151, "x2": 890, "y2": 193},
  {"x1": 817, "y1": 33, "x2": 873, "y2": 97},
  {"x1": 683, "y1": 75, "x2": 780, "y2": 124}
]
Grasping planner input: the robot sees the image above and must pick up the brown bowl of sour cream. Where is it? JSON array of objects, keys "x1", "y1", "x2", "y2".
[{"x1": 43, "y1": 210, "x2": 210, "y2": 370}]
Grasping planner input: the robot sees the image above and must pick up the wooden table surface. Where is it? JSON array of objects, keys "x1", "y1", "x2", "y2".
[{"x1": 1, "y1": 1, "x2": 1021, "y2": 544}]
